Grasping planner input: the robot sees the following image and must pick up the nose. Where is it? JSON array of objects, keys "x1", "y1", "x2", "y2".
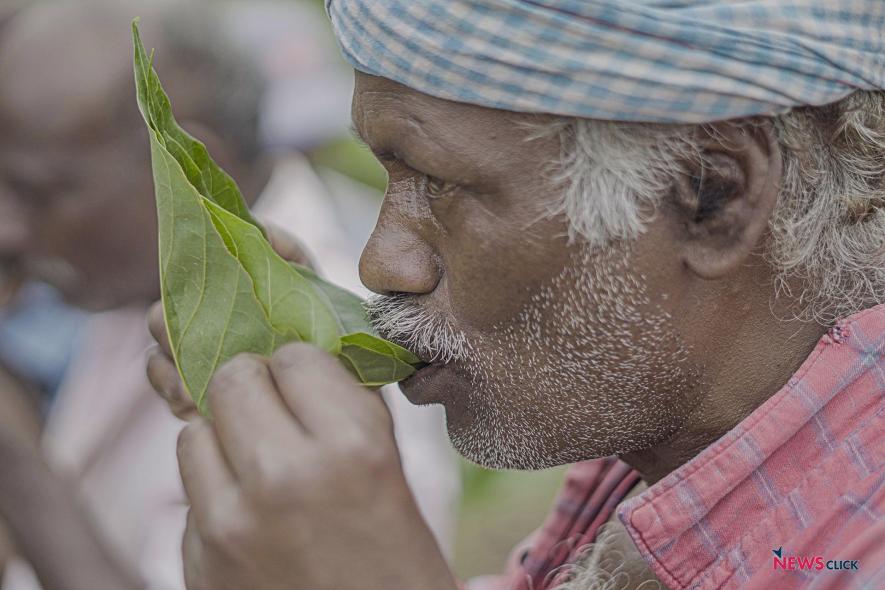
[{"x1": 359, "y1": 197, "x2": 441, "y2": 296}]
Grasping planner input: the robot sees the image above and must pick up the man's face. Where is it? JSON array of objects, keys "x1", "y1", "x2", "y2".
[
  {"x1": 0, "y1": 12, "x2": 159, "y2": 310},
  {"x1": 355, "y1": 73, "x2": 699, "y2": 469}
]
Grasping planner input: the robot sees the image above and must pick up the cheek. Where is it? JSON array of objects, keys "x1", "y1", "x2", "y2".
[
  {"x1": 443, "y1": 245, "x2": 699, "y2": 466},
  {"x1": 436, "y1": 200, "x2": 575, "y2": 330}
]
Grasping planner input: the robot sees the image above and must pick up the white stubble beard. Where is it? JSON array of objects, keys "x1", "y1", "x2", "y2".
[
  {"x1": 368, "y1": 244, "x2": 698, "y2": 470},
  {"x1": 452, "y1": 243, "x2": 699, "y2": 469}
]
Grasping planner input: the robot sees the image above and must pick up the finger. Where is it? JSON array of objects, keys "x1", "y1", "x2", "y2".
[
  {"x1": 269, "y1": 342, "x2": 386, "y2": 435},
  {"x1": 177, "y1": 419, "x2": 237, "y2": 525},
  {"x1": 147, "y1": 346, "x2": 199, "y2": 421},
  {"x1": 263, "y1": 223, "x2": 315, "y2": 268},
  {"x1": 206, "y1": 353, "x2": 307, "y2": 481},
  {"x1": 147, "y1": 301, "x2": 173, "y2": 358}
]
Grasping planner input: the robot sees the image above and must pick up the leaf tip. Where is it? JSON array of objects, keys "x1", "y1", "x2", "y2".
[{"x1": 131, "y1": 17, "x2": 142, "y2": 46}]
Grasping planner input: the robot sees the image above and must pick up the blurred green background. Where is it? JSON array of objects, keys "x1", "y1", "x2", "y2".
[{"x1": 453, "y1": 464, "x2": 567, "y2": 578}]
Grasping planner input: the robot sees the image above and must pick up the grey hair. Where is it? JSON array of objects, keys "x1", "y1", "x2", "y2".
[
  {"x1": 364, "y1": 293, "x2": 470, "y2": 364},
  {"x1": 548, "y1": 522, "x2": 664, "y2": 590},
  {"x1": 551, "y1": 90, "x2": 885, "y2": 324}
]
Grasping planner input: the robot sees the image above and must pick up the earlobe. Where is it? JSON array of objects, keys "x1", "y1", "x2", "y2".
[{"x1": 676, "y1": 124, "x2": 782, "y2": 280}]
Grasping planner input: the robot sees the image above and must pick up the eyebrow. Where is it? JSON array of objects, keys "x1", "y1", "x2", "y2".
[
  {"x1": 348, "y1": 112, "x2": 459, "y2": 178},
  {"x1": 348, "y1": 121, "x2": 398, "y2": 162}
]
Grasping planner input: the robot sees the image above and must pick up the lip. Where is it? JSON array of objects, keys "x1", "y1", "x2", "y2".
[{"x1": 399, "y1": 361, "x2": 448, "y2": 405}]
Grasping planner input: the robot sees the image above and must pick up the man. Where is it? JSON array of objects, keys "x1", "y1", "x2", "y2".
[
  {"x1": 0, "y1": 3, "x2": 457, "y2": 588},
  {"x1": 147, "y1": 1, "x2": 884, "y2": 589}
]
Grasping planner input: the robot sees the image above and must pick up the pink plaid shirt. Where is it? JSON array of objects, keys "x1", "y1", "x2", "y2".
[{"x1": 471, "y1": 303, "x2": 884, "y2": 590}]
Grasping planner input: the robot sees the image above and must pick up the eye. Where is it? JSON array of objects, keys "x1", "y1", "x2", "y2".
[{"x1": 425, "y1": 175, "x2": 458, "y2": 200}]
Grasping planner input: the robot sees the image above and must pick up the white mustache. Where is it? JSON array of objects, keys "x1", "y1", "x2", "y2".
[{"x1": 364, "y1": 294, "x2": 470, "y2": 364}]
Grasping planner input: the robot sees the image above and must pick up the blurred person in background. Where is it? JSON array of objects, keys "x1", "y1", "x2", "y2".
[
  {"x1": 0, "y1": 1, "x2": 458, "y2": 589},
  {"x1": 0, "y1": 5, "x2": 63, "y2": 583},
  {"x1": 0, "y1": 3, "x2": 263, "y2": 588}
]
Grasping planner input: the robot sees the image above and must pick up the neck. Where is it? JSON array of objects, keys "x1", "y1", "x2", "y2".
[{"x1": 620, "y1": 299, "x2": 828, "y2": 485}]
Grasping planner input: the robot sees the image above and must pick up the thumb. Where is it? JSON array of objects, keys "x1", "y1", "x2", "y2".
[{"x1": 263, "y1": 223, "x2": 316, "y2": 269}]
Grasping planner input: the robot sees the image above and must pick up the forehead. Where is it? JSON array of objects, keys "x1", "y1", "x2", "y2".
[
  {"x1": 0, "y1": 7, "x2": 130, "y2": 142},
  {"x1": 352, "y1": 72, "x2": 554, "y2": 160},
  {"x1": 353, "y1": 72, "x2": 513, "y2": 134}
]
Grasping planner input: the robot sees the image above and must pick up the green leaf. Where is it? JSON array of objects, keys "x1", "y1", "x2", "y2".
[
  {"x1": 132, "y1": 21, "x2": 421, "y2": 414},
  {"x1": 132, "y1": 19, "x2": 260, "y2": 227},
  {"x1": 290, "y1": 263, "x2": 374, "y2": 335},
  {"x1": 339, "y1": 333, "x2": 419, "y2": 387},
  {"x1": 203, "y1": 199, "x2": 340, "y2": 353},
  {"x1": 147, "y1": 126, "x2": 278, "y2": 414}
]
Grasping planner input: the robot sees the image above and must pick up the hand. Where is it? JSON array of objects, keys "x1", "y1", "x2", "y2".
[
  {"x1": 262, "y1": 223, "x2": 316, "y2": 271},
  {"x1": 145, "y1": 306, "x2": 198, "y2": 420},
  {"x1": 146, "y1": 224, "x2": 313, "y2": 421},
  {"x1": 177, "y1": 346, "x2": 457, "y2": 590},
  {"x1": 147, "y1": 225, "x2": 456, "y2": 590}
]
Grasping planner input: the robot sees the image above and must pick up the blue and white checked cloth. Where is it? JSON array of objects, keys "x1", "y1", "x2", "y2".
[{"x1": 326, "y1": 0, "x2": 885, "y2": 123}]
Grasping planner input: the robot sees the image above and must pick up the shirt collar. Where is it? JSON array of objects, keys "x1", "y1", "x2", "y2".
[{"x1": 617, "y1": 303, "x2": 885, "y2": 589}]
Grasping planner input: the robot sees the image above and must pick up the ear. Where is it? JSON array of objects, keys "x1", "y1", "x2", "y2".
[{"x1": 671, "y1": 123, "x2": 782, "y2": 279}]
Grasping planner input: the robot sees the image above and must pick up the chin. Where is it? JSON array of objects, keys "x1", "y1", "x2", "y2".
[
  {"x1": 398, "y1": 365, "x2": 574, "y2": 470},
  {"x1": 447, "y1": 417, "x2": 589, "y2": 471},
  {"x1": 402, "y1": 369, "x2": 643, "y2": 470}
]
